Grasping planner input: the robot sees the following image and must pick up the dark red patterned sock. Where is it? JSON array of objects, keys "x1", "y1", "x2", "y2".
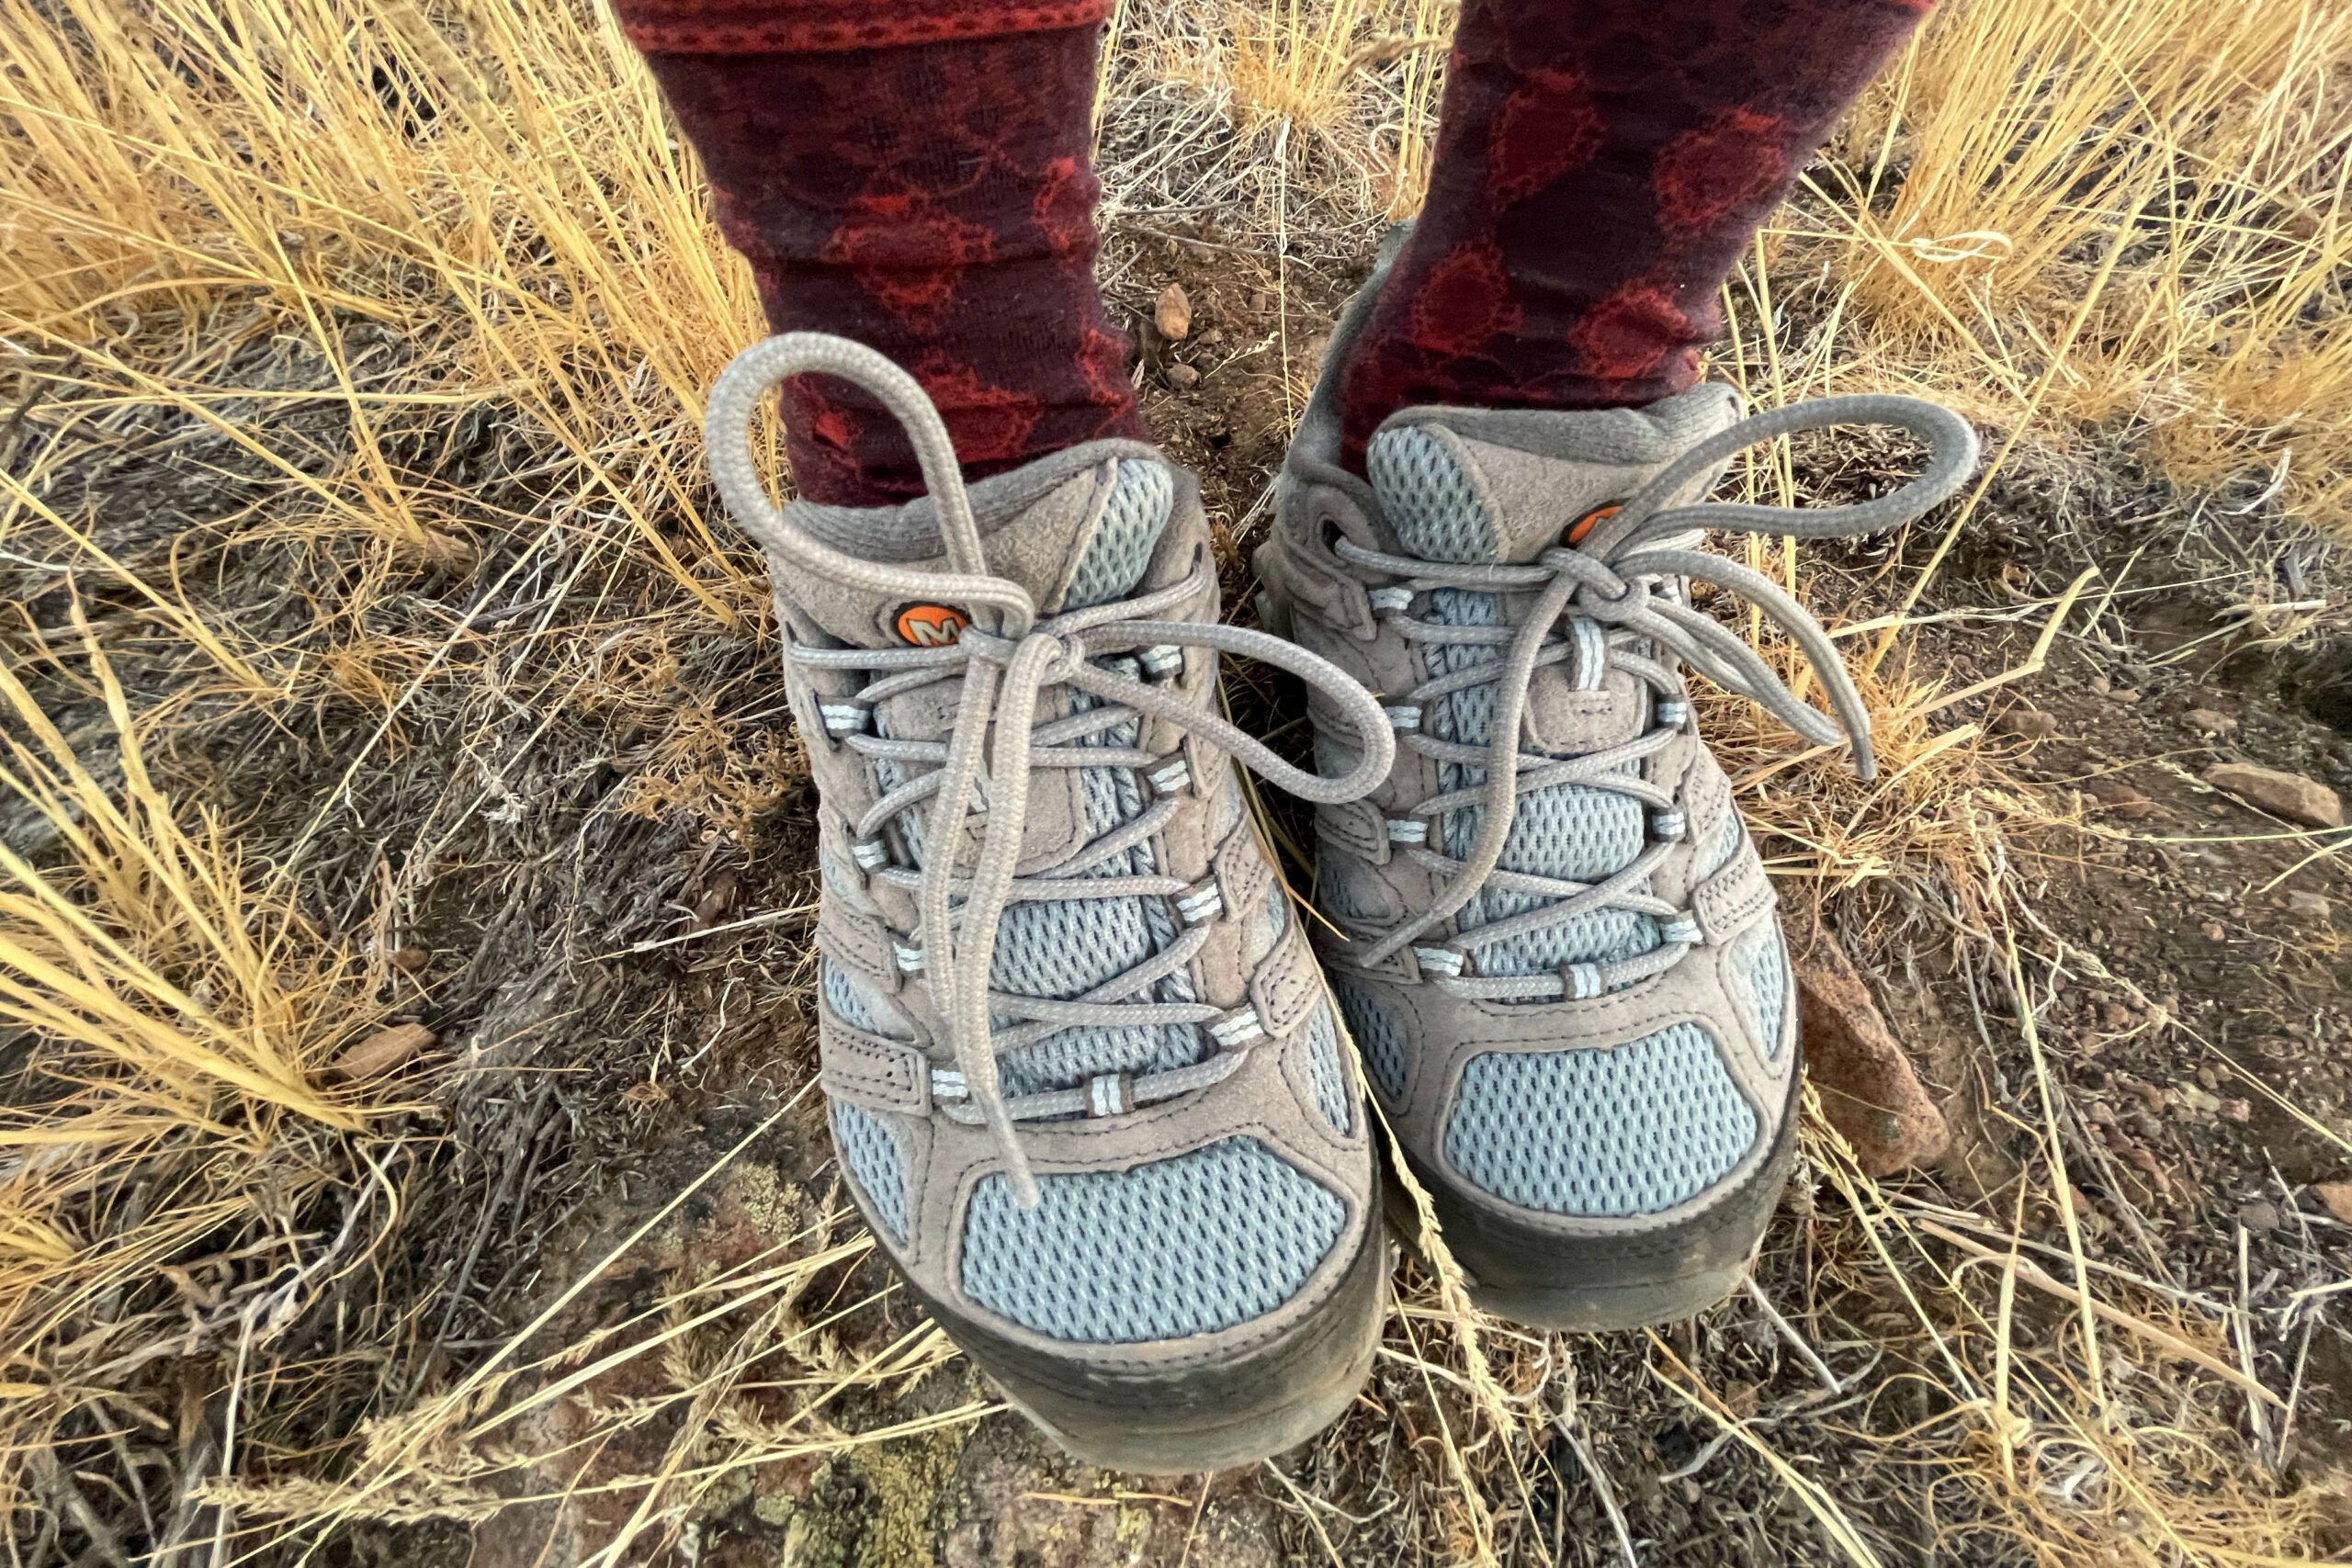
[
  {"x1": 1337, "y1": 0, "x2": 1934, "y2": 467},
  {"x1": 617, "y1": 2, "x2": 1144, "y2": 507}
]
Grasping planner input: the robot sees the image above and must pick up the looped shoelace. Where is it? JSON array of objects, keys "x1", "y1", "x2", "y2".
[
  {"x1": 1333, "y1": 394, "x2": 1981, "y2": 997},
  {"x1": 705, "y1": 333, "x2": 1398, "y2": 1208}
]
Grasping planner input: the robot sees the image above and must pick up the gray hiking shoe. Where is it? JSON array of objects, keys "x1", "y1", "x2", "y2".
[
  {"x1": 706, "y1": 334, "x2": 1399, "y2": 1471},
  {"x1": 1258, "y1": 283, "x2": 1978, "y2": 1330}
]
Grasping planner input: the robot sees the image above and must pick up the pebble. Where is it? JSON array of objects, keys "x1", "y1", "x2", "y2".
[
  {"x1": 2203, "y1": 761, "x2": 2344, "y2": 829},
  {"x1": 2184, "y1": 708, "x2": 2238, "y2": 735},
  {"x1": 1154, "y1": 282, "x2": 1193, "y2": 340},
  {"x1": 2316, "y1": 1182, "x2": 2352, "y2": 1224},
  {"x1": 2239, "y1": 1201, "x2": 2281, "y2": 1232},
  {"x1": 2287, "y1": 890, "x2": 2333, "y2": 920},
  {"x1": 1165, "y1": 362, "x2": 1201, "y2": 389},
  {"x1": 1995, "y1": 707, "x2": 2060, "y2": 739}
]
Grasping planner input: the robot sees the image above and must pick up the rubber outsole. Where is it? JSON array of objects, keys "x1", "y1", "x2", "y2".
[
  {"x1": 1385, "y1": 1050, "x2": 1803, "y2": 1332},
  {"x1": 901, "y1": 1210, "x2": 1388, "y2": 1474}
]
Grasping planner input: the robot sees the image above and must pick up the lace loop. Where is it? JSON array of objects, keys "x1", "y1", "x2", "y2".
[
  {"x1": 707, "y1": 333, "x2": 1397, "y2": 1210},
  {"x1": 1334, "y1": 395, "x2": 1979, "y2": 978}
]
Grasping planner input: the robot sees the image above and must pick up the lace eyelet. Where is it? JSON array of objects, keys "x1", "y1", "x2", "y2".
[
  {"x1": 1175, "y1": 877, "x2": 1225, "y2": 925},
  {"x1": 1138, "y1": 644, "x2": 1184, "y2": 681},
  {"x1": 820, "y1": 701, "x2": 871, "y2": 737}
]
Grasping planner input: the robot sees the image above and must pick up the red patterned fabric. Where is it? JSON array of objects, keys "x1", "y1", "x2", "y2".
[
  {"x1": 618, "y1": 0, "x2": 1112, "y2": 56},
  {"x1": 626, "y1": 17, "x2": 1142, "y2": 505},
  {"x1": 1336, "y1": 0, "x2": 1935, "y2": 466}
]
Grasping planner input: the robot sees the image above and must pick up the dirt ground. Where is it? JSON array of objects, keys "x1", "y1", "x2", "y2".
[{"x1": 10, "y1": 220, "x2": 2352, "y2": 1566}]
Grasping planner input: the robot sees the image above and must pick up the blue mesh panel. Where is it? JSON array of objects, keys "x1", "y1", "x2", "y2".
[
  {"x1": 960, "y1": 1137, "x2": 1345, "y2": 1342},
  {"x1": 1371, "y1": 427, "x2": 1499, "y2": 563},
  {"x1": 1444, "y1": 1025, "x2": 1758, "y2": 1216},
  {"x1": 1701, "y1": 808, "x2": 1745, "y2": 879},
  {"x1": 1749, "y1": 926, "x2": 1790, "y2": 1059},
  {"x1": 1332, "y1": 980, "x2": 1408, "y2": 1100},
  {"x1": 821, "y1": 957, "x2": 904, "y2": 1038},
  {"x1": 830, "y1": 1100, "x2": 908, "y2": 1241},
  {"x1": 1063, "y1": 459, "x2": 1172, "y2": 609},
  {"x1": 1303, "y1": 1002, "x2": 1351, "y2": 1133}
]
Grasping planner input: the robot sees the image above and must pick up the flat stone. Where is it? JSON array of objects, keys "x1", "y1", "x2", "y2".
[
  {"x1": 2315, "y1": 1181, "x2": 2352, "y2": 1225},
  {"x1": 2238, "y1": 1200, "x2": 2281, "y2": 1233},
  {"x1": 1994, "y1": 707, "x2": 2060, "y2": 739},
  {"x1": 2082, "y1": 777, "x2": 2156, "y2": 818},
  {"x1": 2184, "y1": 708, "x2": 2238, "y2": 734},
  {"x1": 1795, "y1": 939, "x2": 1951, "y2": 1176},
  {"x1": 2287, "y1": 890, "x2": 2333, "y2": 920},
  {"x1": 2204, "y1": 762, "x2": 2343, "y2": 829}
]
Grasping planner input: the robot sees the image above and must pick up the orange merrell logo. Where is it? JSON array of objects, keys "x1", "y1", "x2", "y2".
[
  {"x1": 895, "y1": 604, "x2": 970, "y2": 647},
  {"x1": 1566, "y1": 503, "x2": 1622, "y2": 547}
]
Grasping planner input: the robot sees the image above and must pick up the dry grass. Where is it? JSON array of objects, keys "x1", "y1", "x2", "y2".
[{"x1": 2, "y1": 0, "x2": 2347, "y2": 1562}]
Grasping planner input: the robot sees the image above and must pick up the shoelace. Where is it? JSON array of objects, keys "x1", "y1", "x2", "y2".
[
  {"x1": 706, "y1": 333, "x2": 1397, "y2": 1207},
  {"x1": 1334, "y1": 394, "x2": 1981, "y2": 1000}
]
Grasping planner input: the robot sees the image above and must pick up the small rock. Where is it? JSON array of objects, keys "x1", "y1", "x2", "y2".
[
  {"x1": 2109, "y1": 687, "x2": 2142, "y2": 704},
  {"x1": 2239, "y1": 1200, "x2": 2281, "y2": 1233},
  {"x1": 1154, "y1": 282, "x2": 1193, "y2": 341},
  {"x1": 2184, "y1": 708, "x2": 2238, "y2": 735},
  {"x1": 2221, "y1": 1099, "x2": 2252, "y2": 1122},
  {"x1": 1794, "y1": 939, "x2": 1951, "y2": 1176},
  {"x1": 1165, "y1": 361, "x2": 1201, "y2": 389},
  {"x1": 2287, "y1": 890, "x2": 2333, "y2": 920},
  {"x1": 2177, "y1": 1083, "x2": 2222, "y2": 1115},
  {"x1": 1995, "y1": 707, "x2": 2060, "y2": 739},
  {"x1": 2315, "y1": 1182, "x2": 2352, "y2": 1224},
  {"x1": 2204, "y1": 762, "x2": 2343, "y2": 828},
  {"x1": 2200, "y1": 920, "x2": 2226, "y2": 942},
  {"x1": 2088, "y1": 674, "x2": 2112, "y2": 695},
  {"x1": 2082, "y1": 778, "x2": 2155, "y2": 818},
  {"x1": 390, "y1": 945, "x2": 430, "y2": 974},
  {"x1": 332, "y1": 1021, "x2": 437, "y2": 1080}
]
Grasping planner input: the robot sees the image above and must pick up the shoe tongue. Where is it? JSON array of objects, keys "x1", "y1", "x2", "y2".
[
  {"x1": 1365, "y1": 388, "x2": 1746, "y2": 564},
  {"x1": 781, "y1": 454, "x2": 1174, "y2": 649}
]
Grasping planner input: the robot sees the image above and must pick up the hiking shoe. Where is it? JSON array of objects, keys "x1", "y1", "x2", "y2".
[
  {"x1": 1258, "y1": 280, "x2": 1979, "y2": 1330},
  {"x1": 705, "y1": 334, "x2": 1399, "y2": 1471}
]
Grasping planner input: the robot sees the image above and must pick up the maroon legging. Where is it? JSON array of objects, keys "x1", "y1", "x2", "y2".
[{"x1": 616, "y1": 0, "x2": 1933, "y2": 506}]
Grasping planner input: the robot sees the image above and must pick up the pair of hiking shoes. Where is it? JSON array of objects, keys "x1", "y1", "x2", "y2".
[{"x1": 705, "y1": 274, "x2": 1977, "y2": 1473}]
